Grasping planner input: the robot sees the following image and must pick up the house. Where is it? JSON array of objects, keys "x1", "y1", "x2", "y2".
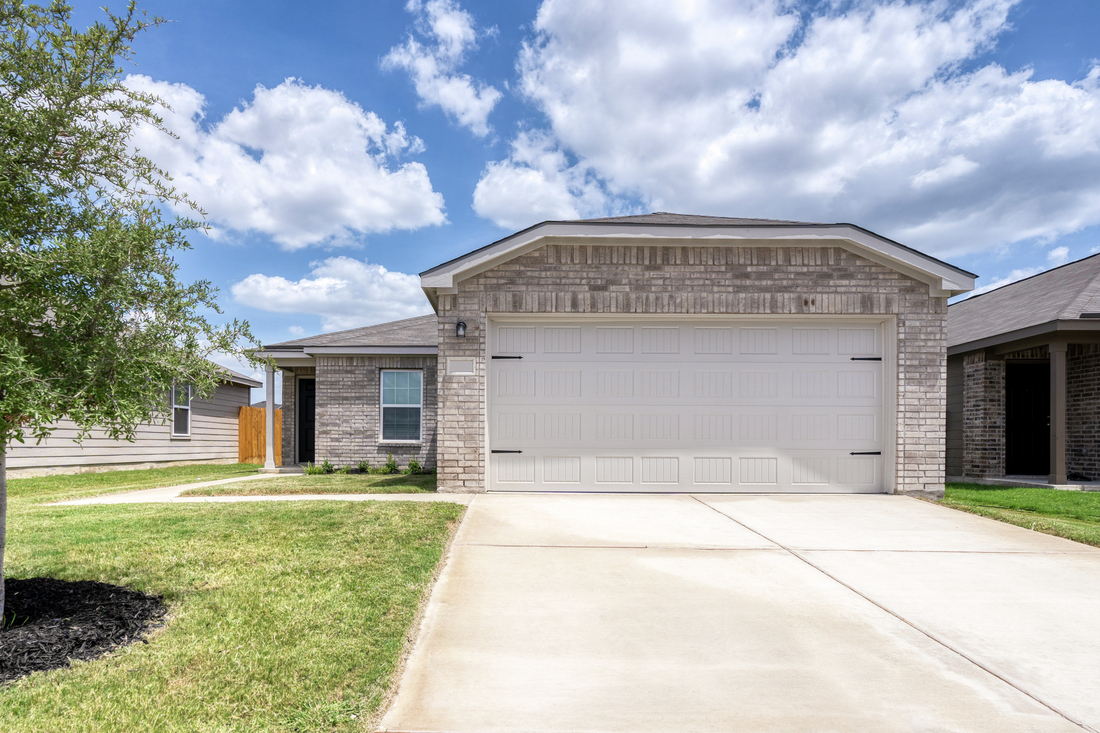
[
  {"x1": 259, "y1": 213, "x2": 975, "y2": 497},
  {"x1": 6, "y1": 368, "x2": 261, "y2": 478},
  {"x1": 946, "y1": 252, "x2": 1100, "y2": 484}
]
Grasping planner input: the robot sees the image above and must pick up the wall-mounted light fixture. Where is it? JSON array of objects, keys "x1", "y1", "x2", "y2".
[{"x1": 456, "y1": 321, "x2": 467, "y2": 338}]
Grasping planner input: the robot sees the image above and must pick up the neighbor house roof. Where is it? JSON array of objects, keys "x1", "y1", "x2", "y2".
[
  {"x1": 259, "y1": 314, "x2": 438, "y2": 358},
  {"x1": 218, "y1": 366, "x2": 263, "y2": 389},
  {"x1": 948, "y1": 252, "x2": 1100, "y2": 354},
  {"x1": 420, "y1": 213, "x2": 976, "y2": 307}
]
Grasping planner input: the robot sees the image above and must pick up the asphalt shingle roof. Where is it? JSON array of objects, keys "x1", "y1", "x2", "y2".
[
  {"x1": 948, "y1": 253, "x2": 1100, "y2": 348},
  {"x1": 264, "y1": 314, "x2": 437, "y2": 349}
]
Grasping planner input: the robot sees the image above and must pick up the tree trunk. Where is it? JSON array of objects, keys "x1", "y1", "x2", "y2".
[{"x1": 1, "y1": 443, "x2": 6, "y2": 625}]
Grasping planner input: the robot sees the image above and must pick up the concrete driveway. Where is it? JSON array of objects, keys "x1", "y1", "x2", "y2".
[{"x1": 379, "y1": 494, "x2": 1100, "y2": 733}]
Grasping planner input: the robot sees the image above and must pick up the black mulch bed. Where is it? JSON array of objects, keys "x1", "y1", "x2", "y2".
[{"x1": 1, "y1": 577, "x2": 167, "y2": 684}]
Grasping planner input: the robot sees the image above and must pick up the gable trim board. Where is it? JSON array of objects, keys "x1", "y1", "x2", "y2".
[{"x1": 421, "y1": 221, "x2": 975, "y2": 303}]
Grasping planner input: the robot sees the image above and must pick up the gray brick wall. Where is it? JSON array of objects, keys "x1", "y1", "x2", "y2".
[
  {"x1": 435, "y1": 243, "x2": 948, "y2": 497},
  {"x1": 312, "y1": 356, "x2": 437, "y2": 470},
  {"x1": 1067, "y1": 344, "x2": 1100, "y2": 480},
  {"x1": 962, "y1": 351, "x2": 1005, "y2": 478}
]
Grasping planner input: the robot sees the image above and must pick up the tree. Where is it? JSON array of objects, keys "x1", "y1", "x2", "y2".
[{"x1": 0, "y1": 1, "x2": 257, "y2": 621}]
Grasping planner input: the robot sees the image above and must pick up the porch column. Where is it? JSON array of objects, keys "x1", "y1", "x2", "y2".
[
  {"x1": 264, "y1": 363, "x2": 276, "y2": 470},
  {"x1": 1049, "y1": 342, "x2": 1067, "y2": 485}
]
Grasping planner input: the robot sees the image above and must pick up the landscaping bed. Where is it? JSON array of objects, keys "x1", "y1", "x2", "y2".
[
  {"x1": 178, "y1": 471, "x2": 437, "y2": 496},
  {"x1": 1, "y1": 578, "x2": 167, "y2": 684},
  {"x1": 943, "y1": 484, "x2": 1100, "y2": 548}
]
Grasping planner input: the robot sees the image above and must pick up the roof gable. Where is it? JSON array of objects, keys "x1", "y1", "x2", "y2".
[{"x1": 421, "y1": 214, "x2": 975, "y2": 307}]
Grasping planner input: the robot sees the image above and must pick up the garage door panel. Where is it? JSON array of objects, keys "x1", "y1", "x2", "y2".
[{"x1": 489, "y1": 319, "x2": 886, "y2": 493}]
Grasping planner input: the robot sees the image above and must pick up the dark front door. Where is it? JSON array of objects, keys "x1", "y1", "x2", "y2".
[
  {"x1": 298, "y1": 378, "x2": 316, "y2": 464},
  {"x1": 1005, "y1": 362, "x2": 1049, "y2": 475}
]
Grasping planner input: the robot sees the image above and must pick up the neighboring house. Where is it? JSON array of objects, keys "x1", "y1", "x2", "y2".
[
  {"x1": 260, "y1": 213, "x2": 974, "y2": 497},
  {"x1": 946, "y1": 253, "x2": 1100, "y2": 484},
  {"x1": 7, "y1": 368, "x2": 261, "y2": 478}
]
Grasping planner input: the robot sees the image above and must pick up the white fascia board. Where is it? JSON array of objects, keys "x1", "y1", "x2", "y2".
[
  {"x1": 254, "y1": 350, "x2": 317, "y2": 369},
  {"x1": 301, "y1": 346, "x2": 438, "y2": 356},
  {"x1": 420, "y1": 222, "x2": 975, "y2": 298}
]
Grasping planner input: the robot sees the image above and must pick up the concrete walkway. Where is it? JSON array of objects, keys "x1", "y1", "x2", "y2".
[
  {"x1": 380, "y1": 493, "x2": 1100, "y2": 733},
  {"x1": 52, "y1": 474, "x2": 472, "y2": 505}
]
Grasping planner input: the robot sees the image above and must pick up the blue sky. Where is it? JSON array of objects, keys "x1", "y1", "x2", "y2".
[{"x1": 71, "y1": 0, "x2": 1100, "y2": 386}]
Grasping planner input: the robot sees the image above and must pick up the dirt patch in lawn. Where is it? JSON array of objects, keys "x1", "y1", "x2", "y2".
[{"x1": 1, "y1": 577, "x2": 167, "y2": 684}]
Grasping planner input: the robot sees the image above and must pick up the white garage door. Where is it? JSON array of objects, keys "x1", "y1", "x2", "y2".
[{"x1": 488, "y1": 318, "x2": 887, "y2": 493}]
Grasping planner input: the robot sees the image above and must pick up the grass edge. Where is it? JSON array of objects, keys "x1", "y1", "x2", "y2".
[
  {"x1": 366, "y1": 504, "x2": 467, "y2": 731},
  {"x1": 937, "y1": 499, "x2": 1100, "y2": 549}
]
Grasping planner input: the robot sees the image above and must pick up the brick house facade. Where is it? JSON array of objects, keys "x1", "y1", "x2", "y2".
[
  {"x1": 946, "y1": 253, "x2": 1100, "y2": 484},
  {"x1": 262, "y1": 214, "x2": 975, "y2": 496}
]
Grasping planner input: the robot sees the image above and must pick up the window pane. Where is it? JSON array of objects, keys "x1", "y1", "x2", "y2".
[
  {"x1": 174, "y1": 385, "x2": 190, "y2": 407},
  {"x1": 382, "y1": 372, "x2": 421, "y2": 406},
  {"x1": 173, "y1": 407, "x2": 190, "y2": 435},
  {"x1": 382, "y1": 407, "x2": 420, "y2": 441}
]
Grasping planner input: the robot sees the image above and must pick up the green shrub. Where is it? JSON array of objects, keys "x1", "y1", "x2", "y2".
[
  {"x1": 320, "y1": 458, "x2": 335, "y2": 474},
  {"x1": 356, "y1": 460, "x2": 371, "y2": 473},
  {"x1": 404, "y1": 459, "x2": 422, "y2": 475},
  {"x1": 382, "y1": 453, "x2": 399, "y2": 474},
  {"x1": 302, "y1": 462, "x2": 325, "y2": 475},
  {"x1": 335, "y1": 465, "x2": 352, "y2": 475}
]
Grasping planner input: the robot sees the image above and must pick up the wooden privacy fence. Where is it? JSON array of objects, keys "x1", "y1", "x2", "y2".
[{"x1": 238, "y1": 406, "x2": 282, "y2": 465}]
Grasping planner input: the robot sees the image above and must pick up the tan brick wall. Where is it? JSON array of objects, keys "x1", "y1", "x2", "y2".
[{"x1": 435, "y1": 243, "x2": 948, "y2": 497}]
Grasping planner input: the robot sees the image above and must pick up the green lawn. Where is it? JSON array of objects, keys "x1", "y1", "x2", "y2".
[
  {"x1": 7, "y1": 463, "x2": 259, "y2": 506},
  {"x1": 943, "y1": 483, "x2": 1100, "y2": 548},
  {"x1": 179, "y1": 472, "x2": 437, "y2": 497},
  {"x1": 1, "y1": 498, "x2": 463, "y2": 732}
]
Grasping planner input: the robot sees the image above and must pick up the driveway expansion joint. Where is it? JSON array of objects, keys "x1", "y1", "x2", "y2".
[{"x1": 688, "y1": 494, "x2": 1097, "y2": 733}]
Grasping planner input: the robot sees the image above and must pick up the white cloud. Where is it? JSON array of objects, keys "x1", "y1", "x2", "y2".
[
  {"x1": 475, "y1": 0, "x2": 1100, "y2": 258},
  {"x1": 127, "y1": 75, "x2": 446, "y2": 250},
  {"x1": 383, "y1": 0, "x2": 502, "y2": 136},
  {"x1": 287, "y1": 326, "x2": 305, "y2": 336},
  {"x1": 1047, "y1": 246, "x2": 1070, "y2": 265},
  {"x1": 473, "y1": 131, "x2": 628, "y2": 229},
  {"x1": 231, "y1": 257, "x2": 433, "y2": 332}
]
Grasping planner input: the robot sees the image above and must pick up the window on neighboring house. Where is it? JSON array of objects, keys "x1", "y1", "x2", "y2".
[
  {"x1": 171, "y1": 384, "x2": 191, "y2": 437},
  {"x1": 381, "y1": 370, "x2": 422, "y2": 441}
]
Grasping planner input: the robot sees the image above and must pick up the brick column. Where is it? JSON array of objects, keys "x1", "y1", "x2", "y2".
[
  {"x1": 962, "y1": 351, "x2": 1005, "y2": 478},
  {"x1": 436, "y1": 304, "x2": 487, "y2": 493},
  {"x1": 280, "y1": 369, "x2": 296, "y2": 465}
]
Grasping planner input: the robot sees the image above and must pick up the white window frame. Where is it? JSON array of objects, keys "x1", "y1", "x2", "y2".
[
  {"x1": 171, "y1": 383, "x2": 192, "y2": 438},
  {"x1": 380, "y1": 370, "x2": 423, "y2": 443}
]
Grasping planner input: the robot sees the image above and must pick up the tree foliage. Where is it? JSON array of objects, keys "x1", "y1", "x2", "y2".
[{"x1": 0, "y1": 0, "x2": 258, "y2": 621}]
